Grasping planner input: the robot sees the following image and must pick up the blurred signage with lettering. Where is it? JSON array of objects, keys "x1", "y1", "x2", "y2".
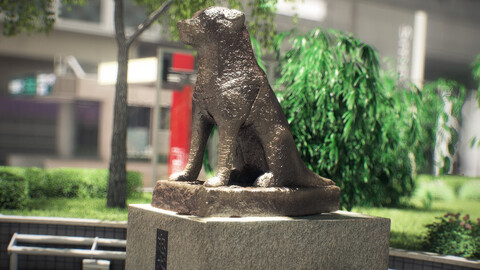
[
  {"x1": 164, "y1": 68, "x2": 196, "y2": 90},
  {"x1": 8, "y1": 74, "x2": 56, "y2": 96},
  {"x1": 397, "y1": 24, "x2": 413, "y2": 84},
  {"x1": 161, "y1": 52, "x2": 196, "y2": 91}
]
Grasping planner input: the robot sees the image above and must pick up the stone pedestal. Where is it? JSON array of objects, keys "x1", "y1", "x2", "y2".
[
  {"x1": 126, "y1": 204, "x2": 390, "y2": 270},
  {"x1": 151, "y1": 180, "x2": 340, "y2": 217}
]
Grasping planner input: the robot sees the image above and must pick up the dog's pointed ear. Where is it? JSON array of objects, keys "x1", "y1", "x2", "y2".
[{"x1": 223, "y1": 9, "x2": 245, "y2": 31}]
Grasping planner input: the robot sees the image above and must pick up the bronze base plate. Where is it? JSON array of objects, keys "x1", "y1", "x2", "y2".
[{"x1": 151, "y1": 180, "x2": 341, "y2": 217}]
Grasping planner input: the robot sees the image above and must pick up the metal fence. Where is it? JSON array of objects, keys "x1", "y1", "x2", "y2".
[{"x1": 0, "y1": 216, "x2": 126, "y2": 270}]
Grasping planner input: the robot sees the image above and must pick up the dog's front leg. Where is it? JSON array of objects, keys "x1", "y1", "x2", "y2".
[
  {"x1": 204, "y1": 124, "x2": 239, "y2": 187},
  {"x1": 169, "y1": 103, "x2": 213, "y2": 182}
]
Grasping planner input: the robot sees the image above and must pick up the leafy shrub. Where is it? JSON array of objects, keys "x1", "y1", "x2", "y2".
[
  {"x1": 414, "y1": 80, "x2": 466, "y2": 174},
  {"x1": 473, "y1": 54, "x2": 480, "y2": 107},
  {"x1": 0, "y1": 166, "x2": 48, "y2": 198},
  {"x1": 416, "y1": 174, "x2": 473, "y2": 195},
  {"x1": 22, "y1": 167, "x2": 48, "y2": 198},
  {"x1": 423, "y1": 213, "x2": 480, "y2": 258},
  {"x1": 276, "y1": 29, "x2": 415, "y2": 210},
  {"x1": 0, "y1": 171, "x2": 28, "y2": 209},
  {"x1": 126, "y1": 171, "x2": 143, "y2": 198},
  {"x1": 413, "y1": 180, "x2": 456, "y2": 202},
  {"x1": 76, "y1": 169, "x2": 109, "y2": 198},
  {"x1": 382, "y1": 76, "x2": 465, "y2": 175},
  {"x1": 45, "y1": 168, "x2": 83, "y2": 197},
  {"x1": 458, "y1": 181, "x2": 480, "y2": 200},
  {"x1": 0, "y1": 166, "x2": 142, "y2": 199}
]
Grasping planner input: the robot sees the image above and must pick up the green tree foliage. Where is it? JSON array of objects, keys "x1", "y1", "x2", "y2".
[
  {"x1": 0, "y1": 0, "x2": 83, "y2": 36},
  {"x1": 473, "y1": 54, "x2": 480, "y2": 106},
  {"x1": 132, "y1": 0, "x2": 280, "y2": 47},
  {"x1": 383, "y1": 75, "x2": 466, "y2": 174},
  {"x1": 415, "y1": 80, "x2": 465, "y2": 174},
  {"x1": 277, "y1": 29, "x2": 417, "y2": 210}
]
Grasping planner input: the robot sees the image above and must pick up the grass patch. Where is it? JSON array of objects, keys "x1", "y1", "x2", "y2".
[
  {"x1": 353, "y1": 199, "x2": 480, "y2": 251},
  {"x1": 0, "y1": 192, "x2": 152, "y2": 221}
]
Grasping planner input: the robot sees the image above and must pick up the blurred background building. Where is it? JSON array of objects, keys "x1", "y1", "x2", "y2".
[{"x1": 0, "y1": 0, "x2": 479, "y2": 187}]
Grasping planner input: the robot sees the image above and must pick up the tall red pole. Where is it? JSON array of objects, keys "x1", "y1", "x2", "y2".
[{"x1": 168, "y1": 53, "x2": 195, "y2": 175}]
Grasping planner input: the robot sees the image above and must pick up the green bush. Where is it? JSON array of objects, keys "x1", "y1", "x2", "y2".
[
  {"x1": 416, "y1": 174, "x2": 475, "y2": 195},
  {"x1": 473, "y1": 54, "x2": 480, "y2": 107},
  {"x1": 414, "y1": 80, "x2": 466, "y2": 174},
  {"x1": 45, "y1": 168, "x2": 83, "y2": 197},
  {"x1": 0, "y1": 166, "x2": 142, "y2": 199},
  {"x1": 0, "y1": 171, "x2": 28, "y2": 209},
  {"x1": 423, "y1": 213, "x2": 480, "y2": 258},
  {"x1": 458, "y1": 181, "x2": 480, "y2": 200},
  {"x1": 413, "y1": 180, "x2": 456, "y2": 202},
  {"x1": 77, "y1": 169, "x2": 109, "y2": 198},
  {"x1": 126, "y1": 171, "x2": 143, "y2": 198},
  {"x1": 23, "y1": 167, "x2": 49, "y2": 198},
  {"x1": 276, "y1": 29, "x2": 415, "y2": 210}
]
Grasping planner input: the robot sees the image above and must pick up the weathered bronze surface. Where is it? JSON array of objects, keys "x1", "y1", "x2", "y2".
[
  {"x1": 152, "y1": 180, "x2": 340, "y2": 217},
  {"x1": 171, "y1": 6, "x2": 337, "y2": 189},
  {"x1": 152, "y1": 7, "x2": 340, "y2": 217}
]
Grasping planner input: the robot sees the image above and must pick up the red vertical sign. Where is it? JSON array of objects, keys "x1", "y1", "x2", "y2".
[{"x1": 168, "y1": 53, "x2": 195, "y2": 175}]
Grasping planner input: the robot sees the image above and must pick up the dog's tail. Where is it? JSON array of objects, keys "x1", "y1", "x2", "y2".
[{"x1": 299, "y1": 167, "x2": 336, "y2": 187}]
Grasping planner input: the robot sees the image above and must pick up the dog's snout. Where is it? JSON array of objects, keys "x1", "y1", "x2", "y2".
[
  {"x1": 177, "y1": 20, "x2": 186, "y2": 30},
  {"x1": 179, "y1": 18, "x2": 196, "y2": 27}
]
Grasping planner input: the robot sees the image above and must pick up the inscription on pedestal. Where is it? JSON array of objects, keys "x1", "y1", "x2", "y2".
[{"x1": 155, "y1": 229, "x2": 168, "y2": 270}]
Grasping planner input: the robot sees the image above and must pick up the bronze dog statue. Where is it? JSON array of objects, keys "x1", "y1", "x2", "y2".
[{"x1": 170, "y1": 7, "x2": 335, "y2": 188}]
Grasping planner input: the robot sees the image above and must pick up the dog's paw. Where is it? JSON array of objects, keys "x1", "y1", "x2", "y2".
[
  {"x1": 169, "y1": 171, "x2": 193, "y2": 182},
  {"x1": 253, "y1": 172, "x2": 277, "y2": 187},
  {"x1": 204, "y1": 176, "x2": 228, "y2": 187}
]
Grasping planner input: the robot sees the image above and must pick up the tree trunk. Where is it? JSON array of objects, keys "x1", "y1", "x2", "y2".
[
  {"x1": 107, "y1": 0, "x2": 172, "y2": 208},
  {"x1": 107, "y1": 0, "x2": 129, "y2": 208}
]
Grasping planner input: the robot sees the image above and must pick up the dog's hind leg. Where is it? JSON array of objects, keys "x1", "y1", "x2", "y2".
[
  {"x1": 252, "y1": 123, "x2": 296, "y2": 187},
  {"x1": 231, "y1": 126, "x2": 269, "y2": 186}
]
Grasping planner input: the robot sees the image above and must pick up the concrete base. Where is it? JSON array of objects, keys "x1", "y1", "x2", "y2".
[{"x1": 126, "y1": 204, "x2": 390, "y2": 270}]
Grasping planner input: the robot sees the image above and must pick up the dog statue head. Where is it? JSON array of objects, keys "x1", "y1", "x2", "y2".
[{"x1": 177, "y1": 7, "x2": 245, "y2": 47}]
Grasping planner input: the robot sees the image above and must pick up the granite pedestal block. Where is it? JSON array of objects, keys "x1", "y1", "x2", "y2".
[{"x1": 126, "y1": 204, "x2": 390, "y2": 270}]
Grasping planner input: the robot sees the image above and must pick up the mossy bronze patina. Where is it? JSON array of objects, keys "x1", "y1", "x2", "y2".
[{"x1": 152, "y1": 7, "x2": 340, "y2": 216}]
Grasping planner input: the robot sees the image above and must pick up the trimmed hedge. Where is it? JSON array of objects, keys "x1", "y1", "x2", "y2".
[
  {"x1": 0, "y1": 171, "x2": 28, "y2": 209},
  {"x1": 458, "y1": 180, "x2": 480, "y2": 200},
  {"x1": 413, "y1": 180, "x2": 456, "y2": 202},
  {"x1": 0, "y1": 166, "x2": 142, "y2": 200}
]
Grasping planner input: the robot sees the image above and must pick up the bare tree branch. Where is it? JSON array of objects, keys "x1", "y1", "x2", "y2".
[{"x1": 126, "y1": 0, "x2": 173, "y2": 47}]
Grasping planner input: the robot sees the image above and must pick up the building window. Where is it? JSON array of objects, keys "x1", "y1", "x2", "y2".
[
  {"x1": 59, "y1": 0, "x2": 101, "y2": 23},
  {"x1": 127, "y1": 106, "x2": 151, "y2": 159},
  {"x1": 159, "y1": 107, "x2": 170, "y2": 130},
  {"x1": 124, "y1": 0, "x2": 148, "y2": 28},
  {"x1": 75, "y1": 101, "x2": 99, "y2": 157}
]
